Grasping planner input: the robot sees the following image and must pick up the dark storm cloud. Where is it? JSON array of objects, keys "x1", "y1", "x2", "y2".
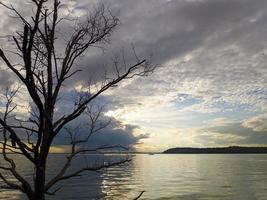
[
  {"x1": 51, "y1": 90, "x2": 149, "y2": 149},
  {"x1": 53, "y1": 115, "x2": 149, "y2": 149},
  {"x1": 86, "y1": 123, "x2": 149, "y2": 149}
]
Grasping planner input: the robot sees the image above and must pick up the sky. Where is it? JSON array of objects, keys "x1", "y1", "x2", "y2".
[{"x1": 0, "y1": 0, "x2": 267, "y2": 152}]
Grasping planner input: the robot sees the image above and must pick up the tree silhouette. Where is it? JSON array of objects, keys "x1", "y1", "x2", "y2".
[{"x1": 0, "y1": 1, "x2": 154, "y2": 199}]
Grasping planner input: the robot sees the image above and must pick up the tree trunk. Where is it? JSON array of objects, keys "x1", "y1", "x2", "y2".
[
  {"x1": 32, "y1": 120, "x2": 51, "y2": 200},
  {"x1": 33, "y1": 159, "x2": 46, "y2": 200},
  {"x1": 33, "y1": 142, "x2": 50, "y2": 200}
]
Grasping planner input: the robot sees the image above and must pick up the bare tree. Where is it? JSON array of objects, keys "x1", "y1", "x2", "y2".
[{"x1": 0, "y1": 1, "x2": 154, "y2": 199}]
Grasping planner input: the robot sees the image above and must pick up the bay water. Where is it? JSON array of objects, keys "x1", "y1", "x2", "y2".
[{"x1": 0, "y1": 154, "x2": 267, "y2": 200}]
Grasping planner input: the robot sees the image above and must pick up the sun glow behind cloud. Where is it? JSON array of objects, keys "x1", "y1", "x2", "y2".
[{"x1": 101, "y1": 43, "x2": 267, "y2": 151}]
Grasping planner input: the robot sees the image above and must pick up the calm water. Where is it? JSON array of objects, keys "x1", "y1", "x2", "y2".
[{"x1": 0, "y1": 154, "x2": 267, "y2": 200}]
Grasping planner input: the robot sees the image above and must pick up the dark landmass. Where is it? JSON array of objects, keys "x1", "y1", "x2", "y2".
[{"x1": 163, "y1": 146, "x2": 267, "y2": 154}]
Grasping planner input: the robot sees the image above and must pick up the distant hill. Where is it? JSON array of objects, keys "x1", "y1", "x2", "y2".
[{"x1": 163, "y1": 146, "x2": 267, "y2": 154}]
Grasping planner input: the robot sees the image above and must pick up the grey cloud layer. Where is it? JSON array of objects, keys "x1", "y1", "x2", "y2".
[
  {"x1": 193, "y1": 117, "x2": 267, "y2": 146},
  {"x1": 100, "y1": 0, "x2": 267, "y2": 112},
  {"x1": 1, "y1": 0, "x2": 267, "y2": 90}
]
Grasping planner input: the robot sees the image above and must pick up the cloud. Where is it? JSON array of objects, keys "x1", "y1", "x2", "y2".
[
  {"x1": 0, "y1": 69, "x2": 13, "y2": 91},
  {"x1": 50, "y1": 90, "x2": 150, "y2": 150},
  {"x1": 0, "y1": 0, "x2": 267, "y2": 150},
  {"x1": 242, "y1": 114, "x2": 267, "y2": 132},
  {"x1": 53, "y1": 115, "x2": 150, "y2": 151},
  {"x1": 1, "y1": 0, "x2": 266, "y2": 108},
  {"x1": 190, "y1": 117, "x2": 267, "y2": 147}
]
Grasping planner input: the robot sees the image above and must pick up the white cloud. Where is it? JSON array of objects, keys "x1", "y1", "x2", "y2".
[{"x1": 243, "y1": 114, "x2": 267, "y2": 132}]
